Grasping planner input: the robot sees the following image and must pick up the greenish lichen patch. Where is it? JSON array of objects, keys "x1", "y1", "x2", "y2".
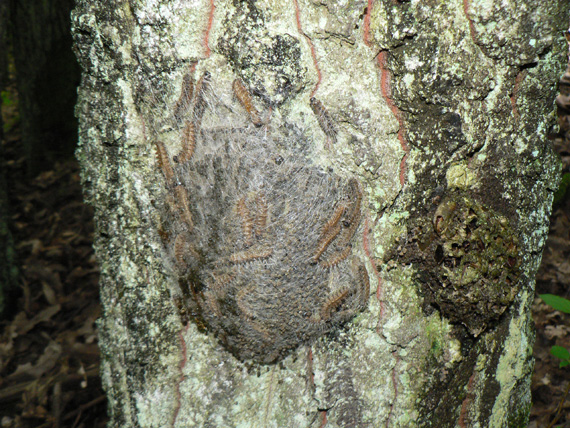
[
  {"x1": 468, "y1": 0, "x2": 557, "y2": 64},
  {"x1": 397, "y1": 191, "x2": 521, "y2": 337},
  {"x1": 446, "y1": 161, "x2": 477, "y2": 190}
]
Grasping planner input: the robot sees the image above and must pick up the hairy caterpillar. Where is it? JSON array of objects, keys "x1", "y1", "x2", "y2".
[
  {"x1": 236, "y1": 285, "x2": 256, "y2": 319},
  {"x1": 319, "y1": 245, "x2": 353, "y2": 269},
  {"x1": 310, "y1": 96, "x2": 337, "y2": 144},
  {"x1": 151, "y1": 71, "x2": 369, "y2": 363},
  {"x1": 236, "y1": 196, "x2": 254, "y2": 247},
  {"x1": 174, "y1": 122, "x2": 196, "y2": 164},
  {"x1": 173, "y1": 185, "x2": 193, "y2": 229},
  {"x1": 233, "y1": 78, "x2": 263, "y2": 126},
  {"x1": 229, "y1": 247, "x2": 273, "y2": 264},
  {"x1": 318, "y1": 288, "x2": 352, "y2": 322},
  {"x1": 313, "y1": 204, "x2": 345, "y2": 262},
  {"x1": 357, "y1": 264, "x2": 371, "y2": 305},
  {"x1": 338, "y1": 179, "x2": 362, "y2": 245},
  {"x1": 254, "y1": 193, "x2": 268, "y2": 237},
  {"x1": 174, "y1": 234, "x2": 188, "y2": 265},
  {"x1": 155, "y1": 141, "x2": 175, "y2": 184},
  {"x1": 173, "y1": 72, "x2": 194, "y2": 121}
]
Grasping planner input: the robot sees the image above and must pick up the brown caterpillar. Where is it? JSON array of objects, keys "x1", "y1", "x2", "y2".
[
  {"x1": 319, "y1": 288, "x2": 351, "y2": 321},
  {"x1": 173, "y1": 185, "x2": 193, "y2": 229},
  {"x1": 312, "y1": 204, "x2": 347, "y2": 262},
  {"x1": 174, "y1": 121, "x2": 196, "y2": 164},
  {"x1": 254, "y1": 193, "x2": 268, "y2": 237},
  {"x1": 341, "y1": 178, "x2": 362, "y2": 227},
  {"x1": 236, "y1": 196, "x2": 254, "y2": 246},
  {"x1": 155, "y1": 141, "x2": 174, "y2": 183},
  {"x1": 203, "y1": 290, "x2": 223, "y2": 318},
  {"x1": 174, "y1": 234, "x2": 187, "y2": 265},
  {"x1": 229, "y1": 247, "x2": 273, "y2": 264},
  {"x1": 246, "y1": 319, "x2": 271, "y2": 340},
  {"x1": 319, "y1": 245, "x2": 353, "y2": 269},
  {"x1": 233, "y1": 78, "x2": 263, "y2": 126},
  {"x1": 310, "y1": 97, "x2": 337, "y2": 143},
  {"x1": 173, "y1": 72, "x2": 194, "y2": 121},
  {"x1": 174, "y1": 233, "x2": 200, "y2": 265},
  {"x1": 357, "y1": 264, "x2": 371, "y2": 307},
  {"x1": 237, "y1": 288, "x2": 298, "y2": 341},
  {"x1": 210, "y1": 273, "x2": 234, "y2": 293},
  {"x1": 313, "y1": 221, "x2": 342, "y2": 263},
  {"x1": 321, "y1": 205, "x2": 346, "y2": 239},
  {"x1": 236, "y1": 285, "x2": 256, "y2": 320}
]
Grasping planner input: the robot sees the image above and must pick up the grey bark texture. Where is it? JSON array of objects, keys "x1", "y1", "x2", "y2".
[{"x1": 71, "y1": 0, "x2": 567, "y2": 427}]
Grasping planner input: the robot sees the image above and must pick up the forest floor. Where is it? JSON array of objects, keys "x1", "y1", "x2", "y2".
[
  {"x1": 530, "y1": 194, "x2": 570, "y2": 428},
  {"x1": 0, "y1": 118, "x2": 569, "y2": 428}
]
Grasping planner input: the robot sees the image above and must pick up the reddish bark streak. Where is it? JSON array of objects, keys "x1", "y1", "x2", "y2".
[
  {"x1": 377, "y1": 50, "x2": 408, "y2": 187},
  {"x1": 463, "y1": 0, "x2": 477, "y2": 45},
  {"x1": 307, "y1": 346, "x2": 315, "y2": 387},
  {"x1": 293, "y1": 0, "x2": 322, "y2": 96},
  {"x1": 363, "y1": 0, "x2": 373, "y2": 46},
  {"x1": 363, "y1": 2, "x2": 408, "y2": 187},
  {"x1": 203, "y1": 0, "x2": 216, "y2": 58},
  {"x1": 385, "y1": 353, "x2": 399, "y2": 427},
  {"x1": 172, "y1": 324, "x2": 190, "y2": 427},
  {"x1": 458, "y1": 371, "x2": 477, "y2": 427},
  {"x1": 510, "y1": 71, "x2": 525, "y2": 121},
  {"x1": 318, "y1": 410, "x2": 328, "y2": 428}
]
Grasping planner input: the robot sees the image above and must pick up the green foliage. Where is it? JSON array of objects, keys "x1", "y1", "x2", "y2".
[
  {"x1": 540, "y1": 294, "x2": 570, "y2": 314},
  {"x1": 540, "y1": 294, "x2": 570, "y2": 368},
  {"x1": 549, "y1": 346, "x2": 570, "y2": 368},
  {"x1": 1, "y1": 90, "x2": 13, "y2": 106},
  {"x1": 1, "y1": 89, "x2": 19, "y2": 134}
]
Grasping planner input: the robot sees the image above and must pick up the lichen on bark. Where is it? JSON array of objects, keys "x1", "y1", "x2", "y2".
[{"x1": 71, "y1": 0, "x2": 566, "y2": 426}]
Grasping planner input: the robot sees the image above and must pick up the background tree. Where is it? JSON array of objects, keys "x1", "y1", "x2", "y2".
[
  {"x1": 0, "y1": 0, "x2": 17, "y2": 317},
  {"x1": 0, "y1": 0, "x2": 80, "y2": 318},
  {"x1": 71, "y1": 0, "x2": 567, "y2": 426},
  {"x1": 9, "y1": 0, "x2": 80, "y2": 175}
]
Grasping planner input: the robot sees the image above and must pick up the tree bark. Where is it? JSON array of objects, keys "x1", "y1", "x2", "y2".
[
  {"x1": 72, "y1": 0, "x2": 567, "y2": 426},
  {"x1": 9, "y1": 0, "x2": 80, "y2": 174},
  {"x1": 0, "y1": 0, "x2": 18, "y2": 318}
]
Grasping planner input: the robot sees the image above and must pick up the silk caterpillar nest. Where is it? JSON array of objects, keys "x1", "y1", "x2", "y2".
[{"x1": 150, "y1": 71, "x2": 370, "y2": 364}]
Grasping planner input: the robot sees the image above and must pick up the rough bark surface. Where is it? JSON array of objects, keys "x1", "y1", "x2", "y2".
[{"x1": 72, "y1": 0, "x2": 567, "y2": 427}]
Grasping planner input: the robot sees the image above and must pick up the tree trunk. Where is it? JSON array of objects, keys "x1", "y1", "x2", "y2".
[
  {"x1": 9, "y1": 0, "x2": 80, "y2": 174},
  {"x1": 0, "y1": 0, "x2": 18, "y2": 318},
  {"x1": 71, "y1": 0, "x2": 566, "y2": 426}
]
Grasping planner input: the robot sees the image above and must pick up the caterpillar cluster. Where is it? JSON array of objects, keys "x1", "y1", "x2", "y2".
[{"x1": 151, "y1": 71, "x2": 370, "y2": 363}]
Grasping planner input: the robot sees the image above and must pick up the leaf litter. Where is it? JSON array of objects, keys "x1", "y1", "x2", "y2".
[{"x1": 0, "y1": 132, "x2": 105, "y2": 427}]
